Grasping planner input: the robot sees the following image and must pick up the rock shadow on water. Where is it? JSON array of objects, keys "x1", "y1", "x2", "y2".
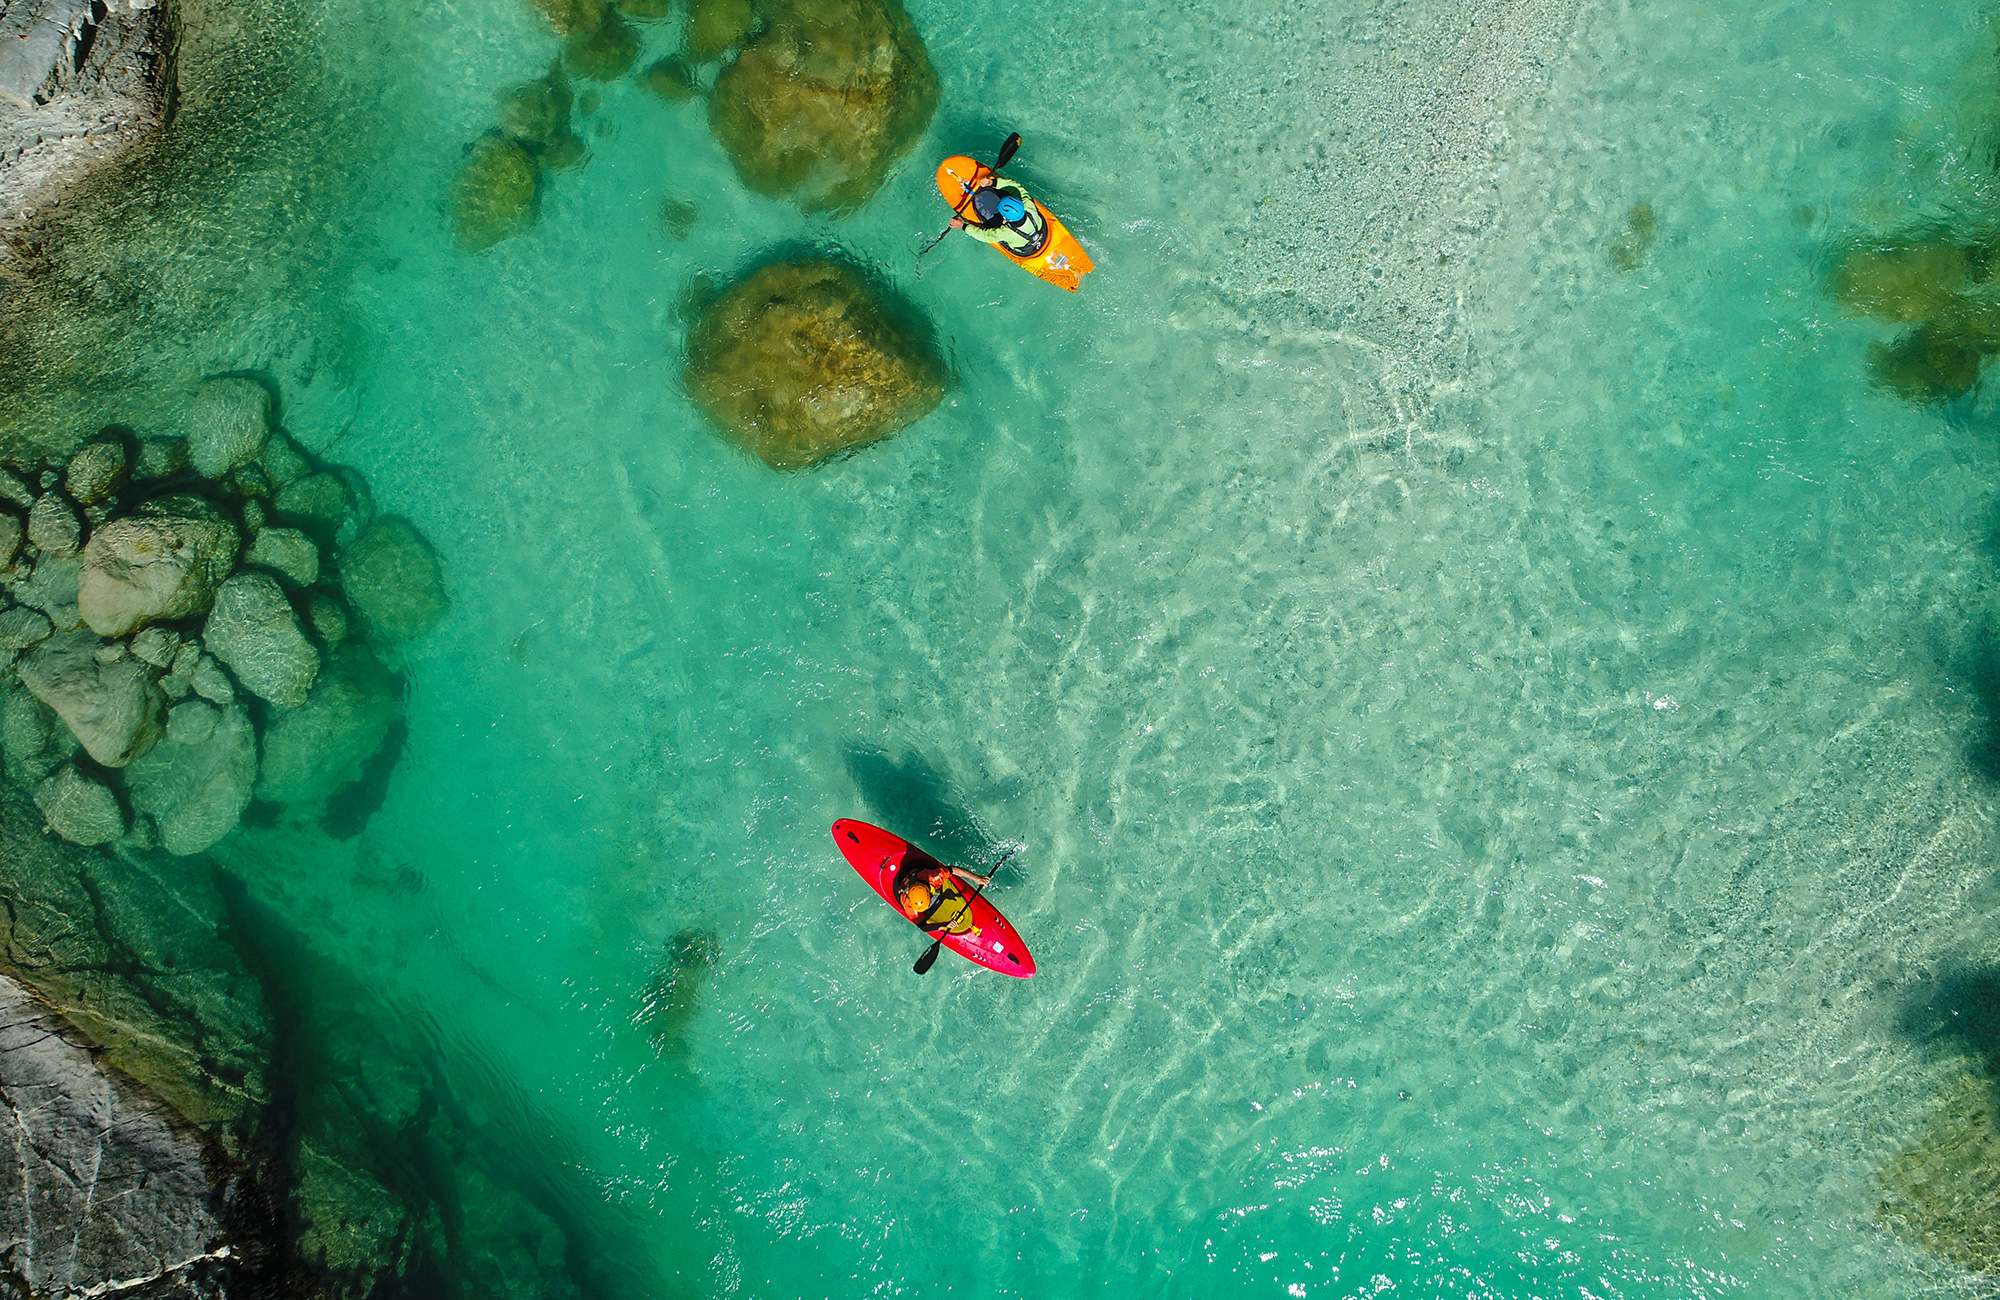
[
  {"x1": 681, "y1": 252, "x2": 947, "y2": 470},
  {"x1": 841, "y1": 743, "x2": 999, "y2": 867},
  {"x1": 636, "y1": 928, "x2": 719, "y2": 1064}
]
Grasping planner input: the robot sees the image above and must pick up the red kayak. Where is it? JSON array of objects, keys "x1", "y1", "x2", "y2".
[{"x1": 831, "y1": 819, "x2": 1036, "y2": 978}]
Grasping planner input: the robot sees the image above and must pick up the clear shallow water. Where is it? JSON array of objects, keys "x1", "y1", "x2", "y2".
[{"x1": 93, "y1": 0, "x2": 2000, "y2": 1292}]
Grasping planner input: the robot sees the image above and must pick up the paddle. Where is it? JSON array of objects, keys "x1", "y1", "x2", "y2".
[
  {"x1": 911, "y1": 845, "x2": 1018, "y2": 975},
  {"x1": 915, "y1": 132, "x2": 1022, "y2": 265}
]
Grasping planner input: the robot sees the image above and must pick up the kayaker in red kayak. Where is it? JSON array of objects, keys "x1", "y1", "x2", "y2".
[{"x1": 893, "y1": 860, "x2": 992, "y2": 936}]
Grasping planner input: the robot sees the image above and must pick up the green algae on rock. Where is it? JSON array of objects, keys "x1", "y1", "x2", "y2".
[
  {"x1": 451, "y1": 136, "x2": 541, "y2": 254},
  {"x1": 683, "y1": 257, "x2": 947, "y2": 470},
  {"x1": 1880, "y1": 1072, "x2": 2000, "y2": 1274},
  {"x1": 1867, "y1": 322, "x2": 1995, "y2": 405},
  {"x1": 566, "y1": 10, "x2": 642, "y2": 81},
  {"x1": 645, "y1": 54, "x2": 699, "y2": 102},
  {"x1": 637, "y1": 927, "x2": 719, "y2": 1062},
  {"x1": 1607, "y1": 201, "x2": 1656, "y2": 272},
  {"x1": 707, "y1": 0, "x2": 938, "y2": 211},
  {"x1": 686, "y1": 0, "x2": 757, "y2": 61}
]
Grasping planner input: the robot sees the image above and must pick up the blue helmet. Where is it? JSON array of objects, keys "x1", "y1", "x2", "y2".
[{"x1": 996, "y1": 195, "x2": 1027, "y2": 223}]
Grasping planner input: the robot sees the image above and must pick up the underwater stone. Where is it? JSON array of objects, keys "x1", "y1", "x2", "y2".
[
  {"x1": 0, "y1": 685, "x2": 61, "y2": 784},
  {"x1": 684, "y1": 258, "x2": 947, "y2": 470},
  {"x1": 63, "y1": 440, "x2": 127, "y2": 507},
  {"x1": 308, "y1": 593, "x2": 350, "y2": 647},
  {"x1": 33, "y1": 764, "x2": 125, "y2": 846},
  {"x1": 275, "y1": 472, "x2": 354, "y2": 536},
  {"x1": 1880, "y1": 1072, "x2": 2000, "y2": 1273},
  {"x1": 338, "y1": 519, "x2": 448, "y2": 644},
  {"x1": 539, "y1": 132, "x2": 588, "y2": 171},
  {"x1": 0, "y1": 470, "x2": 31, "y2": 510},
  {"x1": 128, "y1": 626, "x2": 180, "y2": 669},
  {"x1": 166, "y1": 700, "x2": 219, "y2": 747},
  {"x1": 256, "y1": 643, "x2": 400, "y2": 808},
  {"x1": 0, "y1": 607, "x2": 50, "y2": 653},
  {"x1": 188, "y1": 377, "x2": 272, "y2": 478},
  {"x1": 566, "y1": 11, "x2": 640, "y2": 80},
  {"x1": 687, "y1": 0, "x2": 755, "y2": 60},
  {"x1": 707, "y1": 0, "x2": 938, "y2": 211},
  {"x1": 231, "y1": 462, "x2": 273, "y2": 500},
  {"x1": 452, "y1": 137, "x2": 540, "y2": 254},
  {"x1": 92, "y1": 642, "x2": 127, "y2": 665},
  {"x1": 125, "y1": 701, "x2": 255, "y2": 856},
  {"x1": 291, "y1": 1140, "x2": 414, "y2": 1288},
  {"x1": 17, "y1": 629, "x2": 165, "y2": 768},
  {"x1": 617, "y1": 0, "x2": 670, "y2": 16},
  {"x1": 190, "y1": 656, "x2": 234, "y2": 706},
  {"x1": 77, "y1": 498, "x2": 240, "y2": 637},
  {"x1": 11, "y1": 554, "x2": 81, "y2": 621},
  {"x1": 1868, "y1": 324, "x2": 1992, "y2": 406},
  {"x1": 247, "y1": 527, "x2": 320, "y2": 588},
  {"x1": 133, "y1": 436, "x2": 189, "y2": 481},
  {"x1": 27, "y1": 493, "x2": 82, "y2": 558},
  {"x1": 456, "y1": 1167, "x2": 583, "y2": 1300},
  {"x1": 499, "y1": 71, "x2": 573, "y2": 150},
  {"x1": 1607, "y1": 201, "x2": 1656, "y2": 273},
  {"x1": 242, "y1": 499, "x2": 266, "y2": 533},
  {"x1": 645, "y1": 55, "x2": 698, "y2": 102},
  {"x1": 258, "y1": 432, "x2": 311, "y2": 488},
  {"x1": 1833, "y1": 240, "x2": 1972, "y2": 323},
  {"x1": 639, "y1": 927, "x2": 719, "y2": 1060},
  {"x1": 659, "y1": 198, "x2": 698, "y2": 240},
  {"x1": 0, "y1": 511, "x2": 19, "y2": 573},
  {"x1": 530, "y1": 0, "x2": 608, "y2": 37},
  {"x1": 204, "y1": 573, "x2": 316, "y2": 709}
]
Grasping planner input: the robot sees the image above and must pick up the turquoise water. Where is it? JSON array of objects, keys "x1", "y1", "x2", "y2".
[{"x1": 83, "y1": 0, "x2": 2000, "y2": 1291}]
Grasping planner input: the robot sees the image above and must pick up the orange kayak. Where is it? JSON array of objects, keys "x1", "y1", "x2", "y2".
[{"x1": 936, "y1": 155, "x2": 1094, "y2": 293}]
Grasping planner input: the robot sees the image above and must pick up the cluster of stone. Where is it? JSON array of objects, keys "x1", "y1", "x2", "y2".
[
  {"x1": 452, "y1": 63, "x2": 591, "y2": 253},
  {"x1": 0, "y1": 376, "x2": 446, "y2": 855},
  {"x1": 1830, "y1": 236, "x2": 2000, "y2": 405}
]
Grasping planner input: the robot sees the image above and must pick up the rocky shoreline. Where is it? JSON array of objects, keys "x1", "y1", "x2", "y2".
[{"x1": 0, "y1": 0, "x2": 167, "y2": 284}]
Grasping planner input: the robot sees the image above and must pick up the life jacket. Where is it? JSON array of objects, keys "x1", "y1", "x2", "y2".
[
  {"x1": 896, "y1": 865, "x2": 973, "y2": 934},
  {"x1": 963, "y1": 178, "x2": 1049, "y2": 258}
]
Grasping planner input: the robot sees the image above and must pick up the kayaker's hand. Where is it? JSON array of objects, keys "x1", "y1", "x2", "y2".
[{"x1": 949, "y1": 217, "x2": 965, "y2": 229}]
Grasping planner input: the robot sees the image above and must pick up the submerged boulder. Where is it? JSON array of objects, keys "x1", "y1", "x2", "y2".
[
  {"x1": 256, "y1": 644, "x2": 400, "y2": 808},
  {"x1": 125, "y1": 702, "x2": 257, "y2": 856},
  {"x1": 566, "y1": 11, "x2": 640, "y2": 80},
  {"x1": 33, "y1": 764, "x2": 126, "y2": 846},
  {"x1": 683, "y1": 258, "x2": 947, "y2": 469},
  {"x1": 64, "y1": 440, "x2": 129, "y2": 508},
  {"x1": 189, "y1": 378, "x2": 273, "y2": 479},
  {"x1": 687, "y1": 0, "x2": 755, "y2": 61},
  {"x1": 337, "y1": 519, "x2": 448, "y2": 644},
  {"x1": 77, "y1": 497, "x2": 241, "y2": 637},
  {"x1": 707, "y1": 0, "x2": 937, "y2": 211},
  {"x1": 17, "y1": 629, "x2": 166, "y2": 768},
  {"x1": 203, "y1": 573, "x2": 319, "y2": 709},
  {"x1": 452, "y1": 137, "x2": 540, "y2": 253},
  {"x1": 27, "y1": 493, "x2": 82, "y2": 558},
  {"x1": 1868, "y1": 324, "x2": 1993, "y2": 405},
  {"x1": 247, "y1": 527, "x2": 321, "y2": 588},
  {"x1": 1833, "y1": 240, "x2": 1975, "y2": 324}
]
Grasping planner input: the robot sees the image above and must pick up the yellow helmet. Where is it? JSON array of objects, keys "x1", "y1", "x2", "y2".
[{"x1": 901, "y1": 882, "x2": 934, "y2": 915}]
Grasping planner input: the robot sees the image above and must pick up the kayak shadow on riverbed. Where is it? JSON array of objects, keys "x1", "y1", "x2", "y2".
[{"x1": 842, "y1": 744, "x2": 1006, "y2": 869}]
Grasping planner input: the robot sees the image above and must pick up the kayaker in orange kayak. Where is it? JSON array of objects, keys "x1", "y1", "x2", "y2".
[
  {"x1": 893, "y1": 860, "x2": 992, "y2": 936},
  {"x1": 949, "y1": 171, "x2": 1048, "y2": 258}
]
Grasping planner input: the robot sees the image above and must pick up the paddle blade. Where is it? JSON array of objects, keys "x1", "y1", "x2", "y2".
[
  {"x1": 996, "y1": 132, "x2": 1021, "y2": 168},
  {"x1": 913, "y1": 940, "x2": 943, "y2": 975}
]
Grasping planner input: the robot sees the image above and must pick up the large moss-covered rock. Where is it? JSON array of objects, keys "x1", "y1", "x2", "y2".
[
  {"x1": 77, "y1": 496, "x2": 240, "y2": 637},
  {"x1": 566, "y1": 11, "x2": 640, "y2": 80},
  {"x1": 337, "y1": 519, "x2": 448, "y2": 644},
  {"x1": 452, "y1": 137, "x2": 541, "y2": 254},
  {"x1": 684, "y1": 258, "x2": 947, "y2": 469},
  {"x1": 707, "y1": 0, "x2": 937, "y2": 211}
]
